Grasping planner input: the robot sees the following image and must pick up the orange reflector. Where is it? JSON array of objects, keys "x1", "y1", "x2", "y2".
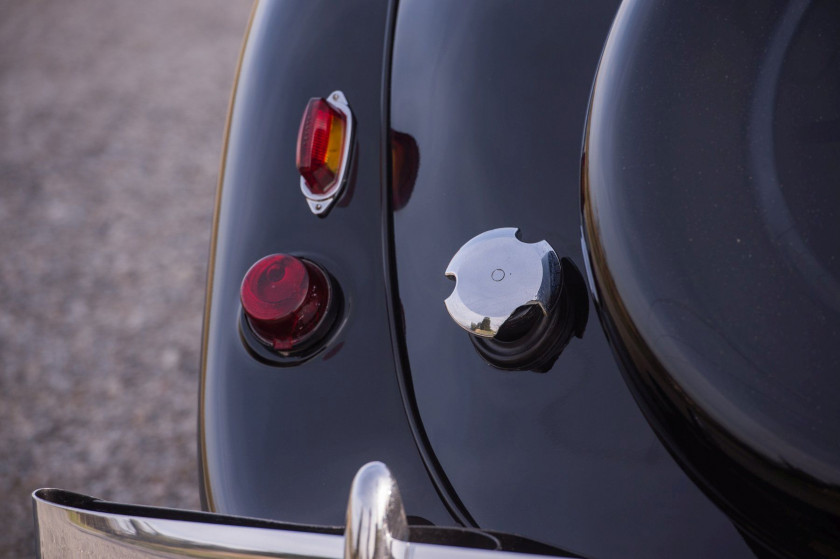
[{"x1": 296, "y1": 98, "x2": 346, "y2": 196}]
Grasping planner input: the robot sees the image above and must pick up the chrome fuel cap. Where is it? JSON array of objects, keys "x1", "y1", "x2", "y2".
[
  {"x1": 444, "y1": 228, "x2": 589, "y2": 372},
  {"x1": 444, "y1": 228, "x2": 561, "y2": 338}
]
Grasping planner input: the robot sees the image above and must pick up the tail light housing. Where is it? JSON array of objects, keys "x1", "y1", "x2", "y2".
[
  {"x1": 240, "y1": 254, "x2": 337, "y2": 354},
  {"x1": 296, "y1": 91, "x2": 354, "y2": 216}
]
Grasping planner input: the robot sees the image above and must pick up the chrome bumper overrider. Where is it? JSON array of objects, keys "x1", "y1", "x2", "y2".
[{"x1": 34, "y1": 462, "x2": 569, "y2": 559}]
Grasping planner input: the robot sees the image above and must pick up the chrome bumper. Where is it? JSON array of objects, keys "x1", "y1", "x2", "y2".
[{"x1": 34, "y1": 462, "x2": 569, "y2": 559}]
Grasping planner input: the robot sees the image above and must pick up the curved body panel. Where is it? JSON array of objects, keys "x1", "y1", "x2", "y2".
[
  {"x1": 582, "y1": 0, "x2": 840, "y2": 556},
  {"x1": 199, "y1": 0, "x2": 452, "y2": 527},
  {"x1": 200, "y1": 0, "x2": 839, "y2": 556},
  {"x1": 388, "y1": 1, "x2": 753, "y2": 557}
]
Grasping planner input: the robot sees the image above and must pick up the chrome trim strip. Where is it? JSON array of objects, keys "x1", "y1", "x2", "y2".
[
  {"x1": 34, "y1": 489, "x2": 344, "y2": 558},
  {"x1": 34, "y1": 462, "x2": 569, "y2": 559}
]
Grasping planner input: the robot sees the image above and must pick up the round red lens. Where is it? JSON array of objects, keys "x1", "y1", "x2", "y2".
[{"x1": 240, "y1": 254, "x2": 332, "y2": 352}]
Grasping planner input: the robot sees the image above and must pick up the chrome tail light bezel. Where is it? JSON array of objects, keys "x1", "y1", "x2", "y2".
[{"x1": 299, "y1": 90, "x2": 354, "y2": 216}]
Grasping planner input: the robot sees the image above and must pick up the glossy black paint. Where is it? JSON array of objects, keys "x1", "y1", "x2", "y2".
[
  {"x1": 203, "y1": 0, "x2": 838, "y2": 556},
  {"x1": 582, "y1": 0, "x2": 840, "y2": 557},
  {"x1": 389, "y1": 1, "x2": 755, "y2": 557},
  {"x1": 199, "y1": 0, "x2": 454, "y2": 527}
]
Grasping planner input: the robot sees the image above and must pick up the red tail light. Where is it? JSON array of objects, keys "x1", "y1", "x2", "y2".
[
  {"x1": 296, "y1": 91, "x2": 353, "y2": 216},
  {"x1": 297, "y1": 98, "x2": 345, "y2": 195},
  {"x1": 240, "y1": 254, "x2": 334, "y2": 352}
]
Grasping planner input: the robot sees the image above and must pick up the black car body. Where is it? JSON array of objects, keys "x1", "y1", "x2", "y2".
[{"x1": 34, "y1": 1, "x2": 840, "y2": 558}]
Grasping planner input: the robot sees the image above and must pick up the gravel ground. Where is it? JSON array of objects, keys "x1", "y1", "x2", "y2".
[{"x1": 0, "y1": 1, "x2": 252, "y2": 556}]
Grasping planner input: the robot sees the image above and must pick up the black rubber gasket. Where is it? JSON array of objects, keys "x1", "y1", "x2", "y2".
[{"x1": 470, "y1": 258, "x2": 589, "y2": 373}]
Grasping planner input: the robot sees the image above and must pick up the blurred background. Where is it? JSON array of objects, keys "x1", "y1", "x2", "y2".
[{"x1": 0, "y1": 1, "x2": 252, "y2": 555}]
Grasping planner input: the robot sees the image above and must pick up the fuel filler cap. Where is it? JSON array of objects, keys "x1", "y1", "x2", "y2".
[
  {"x1": 444, "y1": 228, "x2": 587, "y2": 372},
  {"x1": 445, "y1": 227, "x2": 561, "y2": 337}
]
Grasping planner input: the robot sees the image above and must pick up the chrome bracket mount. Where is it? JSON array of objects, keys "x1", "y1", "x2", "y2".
[{"x1": 344, "y1": 462, "x2": 409, "y2": 559}]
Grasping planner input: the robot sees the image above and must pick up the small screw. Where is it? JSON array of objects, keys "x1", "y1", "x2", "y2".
[
  {"x1": 315, "y1": 203, "x2": 322, "y2": 210},
  {"x1": 333, "y1": 94, "x2": 339, "y2": 100}
]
